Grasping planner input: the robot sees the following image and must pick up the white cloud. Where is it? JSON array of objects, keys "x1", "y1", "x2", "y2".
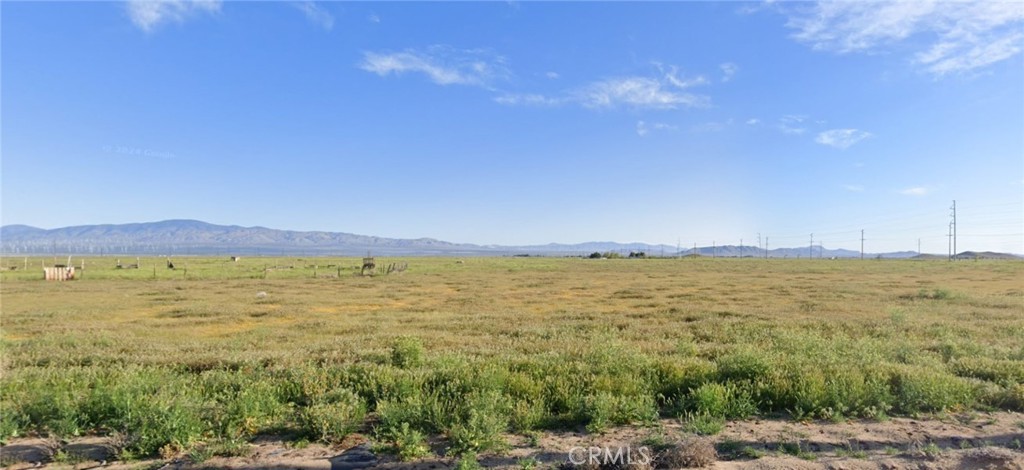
[
  {"x1": 777, "y1": 115, "x2": 808, "y2": 135},
  {"x1": 366, "y1": 56, "x2": 714, "y2": 112},
  {"x1": 497, "y1": 74, "x2": 710, "y2": 110},
  {"x1": 815, "y1": 128, "x2": 872, "y2": 149},
  {"x1": 359, "y1": 46, "x2": 508, "y2": 88},
  {"x1": 843, "y1": 184, "x2": 865, "y2": 192},
  {"x1": 636, "y1": 120, "x2": 677, "y2": 137},
  {"x1": 660, "y1": 65, "x2": 709, "y2": 89},
  {"x1": 126, "y1": 0, "x2": 221, "y2": 32},
  {"x1": 577, "y1": 77, "x2": 710, "y2": 110},
  {"x1": 636, "y1": 121, "x2": 649, "y2": 137},
  {"x1": 917, "y1": 31, "x2": 1023, "y2": 76},
  {"x1": 719, "y1": 62, "x2": 739, "y2": 82},
  {"x1": 901, "y1": 186, "x2": 930, "y2": 196},
  {"x1": 368, "y1": 13, "x2": 381, "y2": 24},
  {"x1": 786, "y1": 1, "x2": 1024, "y2": 76},
  {"x1": 493, "y1": 93, "x2": 563, "y2": 107},
  {"x1": 295, "y1": 1, "x2": 334, "y2": 30},
  {"x1": 746, "y1": 118, "x2": 761, "y2": 125}
]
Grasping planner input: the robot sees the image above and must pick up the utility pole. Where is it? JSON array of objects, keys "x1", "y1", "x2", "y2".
[
  {"x1": 693, "y1": 242, "x2": 697, "y2": 257},
  {"x1": 918, "y1": 238, "x2": 921, "y2": 256},
  {"x1": 950, "y1": 200, "x2": 957, "y2": 260},
  {"x1": 860, "y1": 229, "x2": 865, "y2": 260},
  {"x1": 739, "y1": 239, "x2": 743, "y2": 258},
  {"x1": 677, "y1": 238, "x2": 681, "y2": 260},
  {"x1": 948, "y1": 221, "x2": 953, "y2": 261},
  {"x1": 757, "y1": 233, "x2": 762, "y2": 253},
  {"x1": 712, "y1": 241, "x2": 716, "y2": 258},
  {"x1": 809, "y1": 233, "x2": 813, "y2": 259},
  {"x1": 765, "y1": 237, "x2": 768, "y2": 259}
]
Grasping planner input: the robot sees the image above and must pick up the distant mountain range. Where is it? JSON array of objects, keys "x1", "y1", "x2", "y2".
[{"x1": 0, "y1": 220, "x2": 1019, "y2": 259}]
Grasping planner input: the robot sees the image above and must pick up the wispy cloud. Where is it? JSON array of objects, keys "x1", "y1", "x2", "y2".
[
  {"x1": 815, "y1": 128, "x2": 872, "y2": 149},
  {"x1": 901, "y1": 186, "x2": 930, "y2": 196},
  {"x1": 493, "y1": 93, "x2": 563, "y2": 107},
  {"x1": 126, "y1": 0, "x2": 221, "y2": 32},
  {"x1": 636, "y1": 120, "x2": 677, "y2": 137},
  {"x1": 364, "y1": 53, "x2": 714, "y2": 111},
  {"x1": 368, "y1": 13, "x2": 380, "y2": 24},
  {"x1": 746, "y1": 118, "x2": 761, "y2": 125},
  {"x1": 658, "y1": 64, "x2": 709, "y2": 89},
  {"x1": 777, "y1": 115, "x2": 808, "y2": 135},
  {"x1": 719, "y1": 62, "x2": 739, "y2": 82},
  {"x1": 786, "y1": 1, "x2": 1024, "y2": 76},
  {"x1": 576, "y1": 76, "x2": 709, "y2": 110},
  {"x1": 843, "y1": 184, "x2": 865, "y2": 192},
  {"x1": 497, "y1": 72, "x2": 712, "y2": 111},
  {"x1": 359, "y1": 46, "x2": 508, "y2": 88},
  {"x1": 295, "y1": 1, "x2": 334, "y2": 30}
]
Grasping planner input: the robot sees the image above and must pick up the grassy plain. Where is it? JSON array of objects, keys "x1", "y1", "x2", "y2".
[{"x1": 1, "y1": 256, "x2": 1022, "y2": 463}]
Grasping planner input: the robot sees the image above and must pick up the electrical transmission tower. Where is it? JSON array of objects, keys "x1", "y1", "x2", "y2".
[
  {"x1": 948, "y1": 221, "x2": 953, "y2": 260},
  {"x1": 950, "y1": 200, "x2": 957, "y2": 261},
  {"x1": 860, "y1": 229, "x2": 865, "y2": 260}
]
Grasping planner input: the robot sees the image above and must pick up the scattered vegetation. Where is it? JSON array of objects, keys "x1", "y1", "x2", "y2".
[
  {"x1": 1, "y1": 256, "x2": 1021, "y2": 463},
  {"x1": 656, "y1": 437, "x2": 718, "y2": 468},
  {"x1": 680, "y1": 411, "x2": 725, "y2": 436}
]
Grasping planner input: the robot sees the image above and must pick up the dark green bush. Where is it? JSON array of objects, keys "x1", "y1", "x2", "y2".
[
  {"x1": 392, "y1": 337, "x2": 426, "y2": 369},
  {"x1": 301, "y1": 390, "x2": 366, "y2": 443}
]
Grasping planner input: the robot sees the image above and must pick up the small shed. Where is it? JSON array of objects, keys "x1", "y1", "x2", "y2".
[{"x1": 44, "y1": 266, "x2": 75, "y2": 281}]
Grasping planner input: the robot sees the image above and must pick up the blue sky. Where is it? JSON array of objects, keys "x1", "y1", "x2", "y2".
[{"x1": 2, "y1": 1, "x2": 1022, "y2": 253}]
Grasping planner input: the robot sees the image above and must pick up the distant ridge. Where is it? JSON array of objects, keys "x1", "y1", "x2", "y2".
[
  {"x1": 1, "y1": 220, "x2": 1020, "y2": 258},
  {"x1": 0, "y1": 220, "x2": 484, "y2": 256}
]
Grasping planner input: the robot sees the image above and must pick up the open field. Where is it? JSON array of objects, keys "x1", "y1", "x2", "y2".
[{"x1": 1, "y1": 257, "x2": 1022, "y2": 468}]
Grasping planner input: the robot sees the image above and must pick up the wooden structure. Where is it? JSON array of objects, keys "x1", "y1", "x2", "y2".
[
  {"x1": 361, "y1": 257, "x2": 376, "y2": 275},
  {"x1": 44, "y1": 266, "x2": 75, "y2": 281},
  {"x1": 382, "y1": 262, "x2": 408, "y2": 275}
]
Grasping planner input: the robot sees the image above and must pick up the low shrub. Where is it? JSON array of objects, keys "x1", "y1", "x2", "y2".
[
  {"x1": 446, "y1": 391, "x2": 509, "y2": 456},
  {"x1": 656, "y1": 437, "x2": 717, "y2": 468},
  {"x1": 391, "y1": 337, "x2": 426, "y2": 369},
  {"x1": 301, "y1": 390, "x2": 366, "y2": 443},
  {"x1": 680, "y1": 411, "x2": 724, "y2": 436},
  {"x1": 890, "y1": 366, "x2": 975, "y2": 414},
  {"x1": 379, "y1": 422, "x2": 431, "y2": 461},
  {"x1": 583, "y1": 392, "x2": 658, "y2": 433}
]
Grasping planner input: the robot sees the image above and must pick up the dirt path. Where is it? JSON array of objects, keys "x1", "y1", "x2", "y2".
[{"x1": 3, "y1": 412, "x2": 1022, "y2": 469}]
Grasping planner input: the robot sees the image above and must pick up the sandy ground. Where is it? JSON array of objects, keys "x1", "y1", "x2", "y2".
[{"x1": 2, "y1": 412, "x2": 1022, "y2": 469}]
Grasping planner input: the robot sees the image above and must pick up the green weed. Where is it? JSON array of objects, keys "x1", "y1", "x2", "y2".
[
  {"x1": 301, "y1": 390, "x2": 366, "y2": 443},
  {"x1": 680, "y1": 411, "x2": 724, "y2": 435},
  {"x1": 391, "y1": 337, "x2": 426, "y2": 369}
]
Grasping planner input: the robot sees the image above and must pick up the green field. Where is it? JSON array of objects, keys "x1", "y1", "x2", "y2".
[{"x1": 1, "y1": 256, "x2": 1022, "y2": 461}]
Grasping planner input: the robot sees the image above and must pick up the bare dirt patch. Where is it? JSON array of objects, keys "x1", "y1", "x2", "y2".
[{"x1": 3, "y1": 412, "x2": 1022, "y2": 469}]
